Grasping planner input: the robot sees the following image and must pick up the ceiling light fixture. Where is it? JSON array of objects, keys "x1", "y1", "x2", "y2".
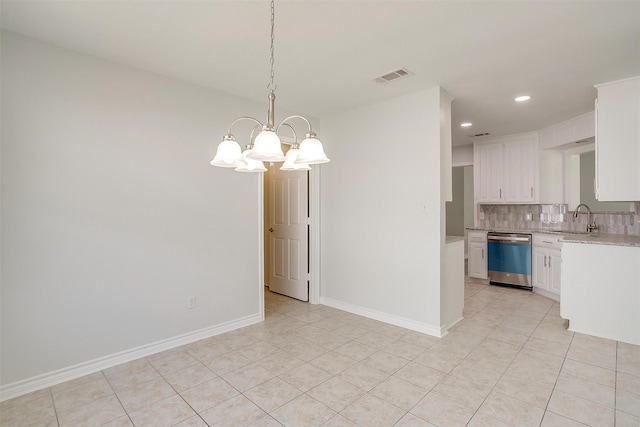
[
  {"x1": 460, "y1": 122, "x2": 472, "y2": 127},
  {"x1": 515, "y1": 95, "x2": 531, "y2": 102},
  {"x1": 210, "y1": 0, "x2": 329, "y2": 172}
]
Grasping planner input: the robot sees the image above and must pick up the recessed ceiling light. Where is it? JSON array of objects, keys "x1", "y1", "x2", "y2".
[
  {"x1": 515, "y1": 95, "x2": 531, "y2": 102},
  {"x1": 460, "y1": 122, "x2": 472, "y2": 127}
]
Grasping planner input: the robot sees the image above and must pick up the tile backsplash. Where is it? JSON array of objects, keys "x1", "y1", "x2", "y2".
[{"x1": 477, "y1": 202, "x2": 640, "y2": 236}]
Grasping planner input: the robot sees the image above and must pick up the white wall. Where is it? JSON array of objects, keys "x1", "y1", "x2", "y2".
[
  {"x1": 1, "y1": 32, "x2": 264, "y2": 388},
  {"x1": 319, "y1": 88, "x2": 445, "y2": 333},
  {"x1": 452, "y1": 145, "x2": 473, "y2": 166}
]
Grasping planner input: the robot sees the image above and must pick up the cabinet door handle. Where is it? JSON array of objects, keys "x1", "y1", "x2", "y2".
[
  {"x1": 549, "y1": 257, "x2": 552, "y2": 268},
  {"x1": 482, "y1": 248, "x2": 484, "y2": 259},
  {"x1": 544, "y1": 255, "x2": 547, "y2": 268},
  {"x1": 499, "y1": 188, "x2": 502, "y2": 198},
  {"x1": 531, "y1": 187, "x2": 533, "y2": 197}
]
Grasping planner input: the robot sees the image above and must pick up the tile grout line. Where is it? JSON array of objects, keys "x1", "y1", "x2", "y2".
[
  {"x1": 614, "y1": 340, "x2": 618, "y2": 427},
  {"x1": 539, "y1": 325, "x2": 576, "y2": 426},
  {"x1": 101, "y1": 366, "x2": 143, "y2": 427},
  {"x1": 48, "y1": 386, "x2": 61, "y2": 427}
]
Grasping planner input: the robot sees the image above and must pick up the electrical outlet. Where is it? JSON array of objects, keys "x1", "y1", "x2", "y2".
[
  {"x1": 187, "y1": 296, "x2": 196, "y2": 309},
  {"x1": 479, "y1": 212, "x2": 485, "y2": 220},
  {"x1": 525, "y1": 213, "x2": 532, "y2": 221}
]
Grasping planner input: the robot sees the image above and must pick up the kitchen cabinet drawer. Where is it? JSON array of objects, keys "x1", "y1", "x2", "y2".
[
  {"x1": 533, "y1": 234, "x2": 563, "y2": 250},
  {"x1": 468, "y1": 231, "x2": 487, "y2": 243}
]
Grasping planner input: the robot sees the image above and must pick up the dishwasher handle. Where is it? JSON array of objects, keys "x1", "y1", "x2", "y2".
[{"x1": 487, "y1": 235, "x2": 531, "y2": 243}]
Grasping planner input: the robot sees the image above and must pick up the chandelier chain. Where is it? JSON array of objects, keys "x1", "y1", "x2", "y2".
[
  {"x1": 268, "y1": 0, "x2": 275, "y2": 91},
  {"x1": 211, "y1": 0, "x2": 329, "y2": 170}
]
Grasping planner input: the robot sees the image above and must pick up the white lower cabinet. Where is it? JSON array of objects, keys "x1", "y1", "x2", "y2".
[
  {"x1": 532, "y1": 247, "x2": 548, "y2": 289},
  {"x1": 549, "y1": 249, "x2": 562, "y2": 295},
  {"x1": 532, "y1": 234, "x2": 562, "y2": 301},
  {"x1": 467, "y1": 231, "x2": 488, "y2": 280}
]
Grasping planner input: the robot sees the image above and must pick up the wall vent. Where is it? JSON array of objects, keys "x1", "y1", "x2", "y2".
[{"x1": 373, "y1": 68, "x2": 413, "y2": 84}]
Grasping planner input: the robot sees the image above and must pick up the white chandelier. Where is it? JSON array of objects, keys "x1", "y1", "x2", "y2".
[{"x1": 210, "y1": 0, "x2": 330, "y2": 172}]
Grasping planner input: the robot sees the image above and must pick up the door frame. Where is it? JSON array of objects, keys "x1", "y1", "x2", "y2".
[{"x1": 258, "y1": 163, "x2": 321, "y2": 313}]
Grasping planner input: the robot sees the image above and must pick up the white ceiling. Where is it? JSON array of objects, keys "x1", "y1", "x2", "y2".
[{"x1": 1, "y1": 0, "x2": 639, "y2": 146}]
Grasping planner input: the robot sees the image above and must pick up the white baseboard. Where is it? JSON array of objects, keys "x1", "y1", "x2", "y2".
[
  {"x1": 320, "y1": 297, "x2": 447, "y2": 338},
  {"x1": 0, "y1": 312, "x2": 263, "y2": 402},
  {"x1": 443, "y1": 316, "x2": 464, "y2": 332}
]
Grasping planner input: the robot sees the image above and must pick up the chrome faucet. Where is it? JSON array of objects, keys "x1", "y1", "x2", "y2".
[{"x1": 573, "y1": 203, "x2": 599, "y2": 232}]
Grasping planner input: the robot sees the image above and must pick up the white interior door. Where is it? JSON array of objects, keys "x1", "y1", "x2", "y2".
[{"x1": 267, "y1": 163, "x2": 309, "y2": 301}]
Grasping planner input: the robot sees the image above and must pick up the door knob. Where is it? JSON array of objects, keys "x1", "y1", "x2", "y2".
[{"x1": 269, "y1": 227, "x2": 274, "y2": 232}]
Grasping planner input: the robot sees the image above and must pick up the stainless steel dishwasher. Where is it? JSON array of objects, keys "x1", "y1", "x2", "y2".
[{"x1": 487, "y1": 232, "x2": 533, "y2": 290}]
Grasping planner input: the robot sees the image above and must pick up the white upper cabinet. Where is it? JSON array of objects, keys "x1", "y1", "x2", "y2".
[
  {"x1": 594, "y1": 76, "x2": 640, "y2": 201},
  {"x1": 505, "y1": 139, "x2": 538, "y2": 203},
  {"x1": 538, "y1": 112, "x2": 595, "y2": 150},
  {"x1": 474, "y1": 133, "x2": 538, "y2": 204},
  {"x1": 474, "y1": 142, "x2": 504, "y2": 203}
]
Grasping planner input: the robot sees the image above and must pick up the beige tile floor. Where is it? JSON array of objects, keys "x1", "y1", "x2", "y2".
[{"x1": 2, "y1": 276, "x2": 640, "y2": 427}]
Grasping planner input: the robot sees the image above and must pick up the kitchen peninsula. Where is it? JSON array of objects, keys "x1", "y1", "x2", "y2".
[{"x1": 561, "y1": 234, "x2": 640, "y2": 345}]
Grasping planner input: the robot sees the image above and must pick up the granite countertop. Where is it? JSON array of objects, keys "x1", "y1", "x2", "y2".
[
  {"x1": 445, "y1": 235, "x2": 465, "y2": 244},
  {"x1": 467, "y1": 227, "x2": 566, "y2": 235},
  {"x1": 466, "y1": 227, "x2": 640, "y2": 247},
  {"x1": 561, "y1": 233, "x2": 640, "y2": 247}
]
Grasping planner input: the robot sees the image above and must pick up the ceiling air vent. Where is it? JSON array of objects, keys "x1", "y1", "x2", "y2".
[
  {"x1": 373, "y1": 68, "x2": 413, "y2": 84},
  {"x1": 471, "y1": 132, "x2": 491, "y2": 137}
]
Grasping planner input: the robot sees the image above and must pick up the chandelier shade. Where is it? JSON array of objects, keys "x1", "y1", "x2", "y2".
[
  {"x1": 210, "y1": 135, "x2": 245, "y2": 167},
  {"x1": 280, "y1": 145, "x2": 311, "y2": 171},
  {"x1": 210, "y1": 0, "x2": 329, "y2": 173},
  {"x1": 235, "y1": 147, "x2": 267, "y2": 172},
  {"x1": 295, "y1": 133, "x2": 330, "y2": 164},
  {"x1": 247, "y1": 127, "x2": 285, "y2": 161}
]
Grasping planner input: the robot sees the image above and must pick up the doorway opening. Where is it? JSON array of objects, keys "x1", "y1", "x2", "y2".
[
  {"x1": 446, "y1": 165, "x2": 474, "y2": 258},
  {"x1": 263, "y1": 144, "x2": 311, "y2": 302}
]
